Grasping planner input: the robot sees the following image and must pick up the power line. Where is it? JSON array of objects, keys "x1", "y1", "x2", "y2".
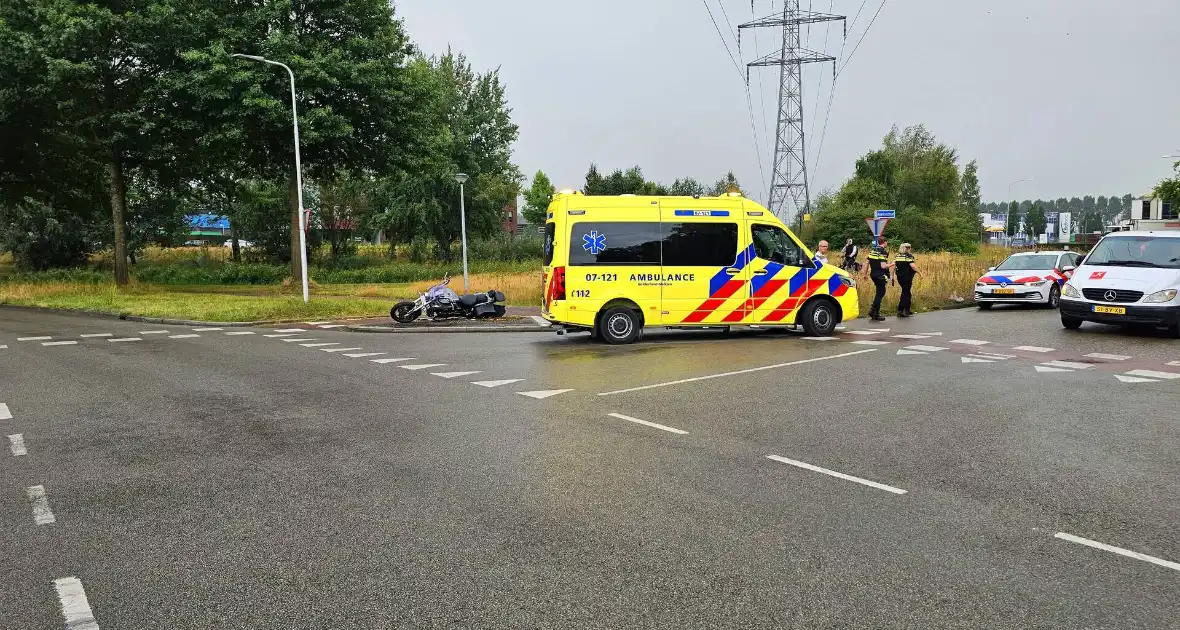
[
  {"x1": 703, "y1": 0, "x2": 745, "y2": 80},
  {"x1": 703, "y1": 1, "x2": 768, "y2": 196},
  {"x1": 806, "y1": 0, "x2": 836, "y2": 166},
  {"x1": 752, "y1": 1, "x2": 770, "y2": 145},
  {"x1": 838, "y1": 0, "x2": 887, "y2": 77},
  {"x1": 717, "y1": 0, "x2": 738, "y2": 40}
]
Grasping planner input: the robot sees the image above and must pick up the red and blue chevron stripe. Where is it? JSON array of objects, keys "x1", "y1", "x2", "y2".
[{"x1": 683, "y1": 245, "x2": 756, "y2": 323}]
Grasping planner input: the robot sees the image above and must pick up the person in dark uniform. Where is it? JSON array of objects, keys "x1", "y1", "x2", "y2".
[
  {"x1": 866, "y1": 236, "x2": 893, "y2": 322},
  {"x1": 893, "y1": 242, "x2": 921, "y2": 317}
]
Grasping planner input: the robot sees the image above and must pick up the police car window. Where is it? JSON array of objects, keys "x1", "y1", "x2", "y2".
[
  {"x1": 568, "y1": 222, "x2": 661, "y2": 266},
  {"x1": 751, "y1": 224, "x2": 807, "y2": 267},
  {"x1": 661, "y1": 223, "x2": 739, "y2": 266},
  {"x1": 542, "y1": 223, "x2": 556, "y2": 266},
  {"x1": 994, "y1": 254, "x2": 1059, "y2": 270}
]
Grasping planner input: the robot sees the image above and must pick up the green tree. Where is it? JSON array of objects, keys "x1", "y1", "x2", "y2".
[
  {"x1": 668, "y1": 177, "x2": 707, "y2": 197},
  {"x1": 521, "y1": 170, "x2": 555, "y2": 226},
  {"x1": 1153, "y1": 163, "x2": 1180, "y2": 209},
  {"x1": 1025, "y1": 204, "x2": 1048, "y2": 238},
  {"x1": 960, "y1": 160, "x2": 981, "y2": 216},
  {"x1": 1006, "y1": 201, "x2": 1020, "y2": 237},
  {"x1": 708, "y1": 171, "x2": 745, "y2": 197}
]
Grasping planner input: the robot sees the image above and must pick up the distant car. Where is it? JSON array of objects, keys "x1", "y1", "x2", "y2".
[
  {"x1": 224, "y1": 240, "x2": 253, "y2": 248},
  {"x1": 974, "y1": 250, "x2": 1082, "y2": 309}
]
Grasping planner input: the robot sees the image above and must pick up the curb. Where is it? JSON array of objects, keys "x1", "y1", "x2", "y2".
[{"x1": 347, "y1": 324, "x2": 551, "y2": 334}]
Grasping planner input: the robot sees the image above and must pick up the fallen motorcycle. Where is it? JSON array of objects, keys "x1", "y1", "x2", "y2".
[{"x1": 390, "y1": 273, "x2": 507, "y2": 323}]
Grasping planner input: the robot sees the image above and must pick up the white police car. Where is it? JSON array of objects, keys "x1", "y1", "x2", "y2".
[
  {"x1": 974, "y1": 250, "x2": 1081, "y2": 309},
  {"x1": 1059, "y1": 231, "x2": 1180, "y2": 337}
]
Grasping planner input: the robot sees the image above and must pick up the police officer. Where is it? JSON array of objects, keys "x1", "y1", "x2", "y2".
[
  {"x1": 866, "y1": 236, "x2": 893, "y2": 322},
  {"x1": 893, "y1": 242, "x2": 921, "y2": 317}
]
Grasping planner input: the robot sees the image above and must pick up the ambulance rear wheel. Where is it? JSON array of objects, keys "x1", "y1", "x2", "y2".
[
  {"x1": 799, "y1": 300, "x2": 838, "y2": 337},
  {"x1": 598, "y1": 306, "x2": 642, "y2": 345}
]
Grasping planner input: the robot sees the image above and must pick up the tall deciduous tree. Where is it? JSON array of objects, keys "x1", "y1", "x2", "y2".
[
  {"x1": 960, "y1": 160, "x2": 981, "y2": 217},
  {"x1": 1006, "y1": 201, "x2": 1020, "y2": 237},
  {"x1": 1025, "y1": 204, "x2": 1048, "y2": 238},
  {"x1": 521, "y1": 170, "x2": 555, "y2": 226}
]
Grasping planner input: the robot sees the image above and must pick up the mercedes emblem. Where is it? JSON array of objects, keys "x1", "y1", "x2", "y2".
[{"x1": 1104, "y1": 290, "x2": 1118, "y2": 301}]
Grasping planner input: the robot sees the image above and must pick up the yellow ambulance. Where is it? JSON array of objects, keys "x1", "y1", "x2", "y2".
[{"x1": 540, "y1": 190, "x2": 859, "y2": 343}]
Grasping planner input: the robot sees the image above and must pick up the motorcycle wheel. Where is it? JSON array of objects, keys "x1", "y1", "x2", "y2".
[{"x1": 391, "y1": 301, "x2": 420, "y2": 324}]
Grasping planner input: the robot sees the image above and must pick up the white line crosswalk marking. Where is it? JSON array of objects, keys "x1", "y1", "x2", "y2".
[
  {"x1": 471, "y1": 379, "x2": 523, "y2": 388},
  {"x1": 517, "y1": 389, "x2": 574, "y2": 399},
  {"x1": 1013, "y1": 346, "x2": 1055, "y2": 353},
  {"x1": 1125, "y1": 369, "x2": 1180, "y2": 380}
]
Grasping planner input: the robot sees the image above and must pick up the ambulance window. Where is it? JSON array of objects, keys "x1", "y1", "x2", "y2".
[
  {"x1": 542, "y1": 223, "x2": 556, "y2": 266},
  {"x1": 568, "y1": 222, "x2": 661, "y2": 266},
  {"x1": 751, "y1": 224, "x2": 809, "y2": 267},
  {"x1": 661, "y1": 223, "x2": 739, "y2": 266}
]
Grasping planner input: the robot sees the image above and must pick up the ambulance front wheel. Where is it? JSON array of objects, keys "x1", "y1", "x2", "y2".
[
  {"x1": 799, "y1": 299, "x2": 839, "y2": 337},
  {"x1": 598, "y1": 306, "x2": 642, "y2": 345}
]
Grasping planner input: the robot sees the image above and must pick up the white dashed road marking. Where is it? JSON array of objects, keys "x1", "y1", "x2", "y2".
[
  {"x1": 1085, "y1": 353, "x2": 1130, "y2": 361},
  {"x1": 1168, "y1": 361, "x2": 1180, "y2": 367},
  {"x1": 1036, "y1": 365, "x2": 1073, "y2": 373},
  {"x1": 79, "y1": 333, "x2": 112, "y2": 338},
  {"x1": 400, "y1": 364, "x2": 446, "y2": 371},
  {"x1": 472, "y1": 379, "x2": 524, "y2": 388},
  {"x1": 140, "y1": 330, "x2": 169, "y2": 335},
  {"x1": 305, "y1": 321, "x2": 332, "y2": 325},
  {"x1": 974, "y1": 352, "x2": 1015, "y2": 360},
  {"x1": 0, "y1": 345, "x2": 7, "y2": 349},
  {"x1": 169, "y1": 334, "x2": 200, "y2": 339},
  {"x1": 264, "y1": 333, "x2": 299, "y2": 338},
  {"x1": 1013, "y1": 346, "x2": 1055, "y2": 353},
  {"x1": 43, "y1": 341, "x2": 78, "y2": 346},
  {"x1": 54, "y1": 576, "x2": 101, "y2": 630},
  {"x1": 850, "y1": 340, "x2": 892, "y2": 346},
  {"x1": 518, "y1": 389, "x2": 575, "y2": 399},
  {"x1": 18, "y1": 336, "x2": 51, "y2": 341},
  {"x1": 845, "y1": 330, "x2": 886, "y2": 336},
  {"x1": 192, "y1": 327, "x2": 223, "y2": 332},
  {"x1": 906, "y1": 345, "x2": 948, "y2": 352},
  {"x1": 0, "y1": 403, "x2": 11, "y2": 419},
  {"x1": 896, "y1": 349, "x2": 927, "y2": 355},
  {"x1": 1042, "y1": 360, "x2": 1092, "y2": 370},
  {"x1": 800, "y1": 336, "x2": 838, "y2": 341},
  {"x1": 27, "y1": 485, "x2": 56, "y2": 524},
  {"x1": 1054, "y1": 532, "x2": 1180, "y2": 572},
  {"x1": 962, "y1": 356, "x2": 995, "y2": 364},
  {"x1": 950, "y1": 339, "x2": 990, "y2": 346},
  {"x1": 108, "y1": 338, "x2": 141, "y2": 343},
  {"x1": 8, "y1": 434, "x2": 27, "y2": 456},
  {"x1": 766, "y1": 455, "x2": 907, "y2": 495},
  {"x1": 598, "y1": 349, "x2": 878, "y2": 396},
  {"x1": 371, "y1": 357, "x2": 415, "y2": 364},
  {"x1": 321, "y1": 347, "x2": 363, "y2": 353},
  {"x1": 224, "y1": 331, "x2": 256, "y2": 336},
  {"x1": 891, "y1": 334, "x2": 931, "y2": 340},
  {"x1": 1124, "y1": 369, "x2": 1180, "y2": 380},
  {"x1": 344, "y1": 352, "x2": 385, "y2": 358},
  {"x1": 431, "y1": 371, "x2": 482, "y2": 379},
  {"x1": 317, "y1": 324, "x2": 348, "y2": 329},
  {"x1": 281, "y1": 338, "x2": 317, "y2": 342},
  {"x1": 608, "y1": 412, "x2": 687, "y2": 435},
  {"x1": 1116, "y1": 374, "x2": 1158, "y2": 383},
  {"x1": 274, "y1": 328, "x2": 305, "y2": 333},
  {"x1": 300, "y1": 343, "x2": 339, "y2": 348}
]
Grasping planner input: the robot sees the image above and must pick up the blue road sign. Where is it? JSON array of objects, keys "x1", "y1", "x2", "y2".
[{"x1": 874, "y1": 209, "x2": 896, "y2": 219}]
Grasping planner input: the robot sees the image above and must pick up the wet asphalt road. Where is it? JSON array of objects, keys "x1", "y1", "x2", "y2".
[{"x1": 1, "y1": 306, "x2": 1178, "y2": 629}]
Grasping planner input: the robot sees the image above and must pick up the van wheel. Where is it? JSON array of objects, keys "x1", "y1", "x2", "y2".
[
  {"x1": 1167, "y1": 323, "x2": 1180, "y2": 339},
  {"x1": 1061, "y1": 315, "x2": 1083, "y2": 330},
  {"x1": 598, "y1": 306, "x2": 642, "y2": 344},
  {"x1": 799, "y1": 300, "x2": 838, "y2": 336}
]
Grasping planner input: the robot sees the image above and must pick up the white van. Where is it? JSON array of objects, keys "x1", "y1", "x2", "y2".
[{"x1": 1059, "y1": 230, "x2": 1180, "y2": 338}]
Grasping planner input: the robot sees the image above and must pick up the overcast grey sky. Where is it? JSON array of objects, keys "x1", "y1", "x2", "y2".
[{"x1": 399, "y1": 0, "x2": 1179, "y2": 205}]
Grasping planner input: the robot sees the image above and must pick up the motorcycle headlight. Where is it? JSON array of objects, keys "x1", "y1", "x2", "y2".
[
  {"x1": 1143, "y1": 289, "x2": 1178, "y2": 303},
  {"x1": 839, "y1": 275, "x2": 856, "y2": 288},
  {"x1": 1062, "y1": 283, "x2": 1081, "y2": 298}
]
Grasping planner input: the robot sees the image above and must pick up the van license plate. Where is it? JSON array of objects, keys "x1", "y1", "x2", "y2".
[
  {"x1": 993, "y1": 288, "x2": 1015, "y2": 295},
  {"x1": 1093, "y1": 305, "x2": 1125, "y2": 314}
]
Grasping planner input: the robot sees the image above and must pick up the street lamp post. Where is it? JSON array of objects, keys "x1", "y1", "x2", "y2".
[
  {"x1": 232, "y1": 53, "x2": 309, "y2": 303},
  {"x1": 454, "y1": 173, "x2": 470, "y2": 292}
]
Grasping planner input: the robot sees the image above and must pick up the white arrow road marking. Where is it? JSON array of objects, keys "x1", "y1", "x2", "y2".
[
  {"x1": 108, "y1": 338, "x2": 142, "y2": 343},
  {"x1": 0, "y1": 403, "x2": 11, "y2": 419},
  {"x1": 344, "y1": 352, "x2": 386, "y2": 358},
  {"x1": 8, "y1": 434, "x2": 27, "y2": 456},
  {"x1": 1035, "y1": 365, "x2": 1074, "y2": 373},
  {"x1": 54, "y1": 576, "x2": 101, "y2": 629},
  {"x1": 962, "y1": 356, "x2": 995, "y2": 363},
  {"x1": 850, "y1": 340, "x2": 892, "y2": 345},
  {"x1": 321, "y1": 347, "x2": 363, "y2": 353},
  {"x1": 950, "y1": 338, "x2": 990, "y2": 346},
  {"x1": 608, "y1": 413, "x2": 687, "y2": 435},
  {"x1": 471, "y1": 379, "x2": 524, "y2": 388},
  {"x1": 26, "y1": 485, "x2": 55, "y2": 524},
  {"x1": 1042, "y1": 360, "x2": 1092, "y2": 370},
  {"x1": 1054, "y1": 532, "x2": 1180, "y2": 572},
  {"x1": 1124, "y1": 369, "x2": 1180, "y2": 380},
  {"x1": 905, "y1": 345, "x2": 948, "y2": 352},
  {"x1": 371, "y1": 357, "x2": 415, "y2": 364},
  {"x1": 1116, "y1": 374, "x2": 1159, "y2": 383},
  {"x1": 1085, "y1": 352, "x2": 1130, "y2": 361},
  {"x1": 299, "y1": 342, "x2": 339, "y2": 348},
  {"x1": 79, "y1": 333, "x2": 113, "y2": 338},
  {"x1": 896, "y1": 349, "x2": 927, "y2": 355},
  {"x1": 431, "y1": 371, "x2": 482, "y2": 379},
  {"x1": 399, "y1": 364, "x2": 446, "y2": 371},
  {"x1": 766, "y1": 455, "x2": 907, "y2": 495},
  {"x1": 517, "y1": 389, "x2": 574, "y2": 399},
  {"x1": 42, "y1": 341, "x2": 78, "y2": 346},
  {"x1": 1013, "y1": 346, "x2": 1055, "y2": 353}
]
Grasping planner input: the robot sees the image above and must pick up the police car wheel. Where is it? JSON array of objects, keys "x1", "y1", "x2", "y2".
[
  {"x1": 598, "y1": 306, "x2": 641, "y2": 344},
  {"x1": 799, "y1": 300, "x2": 837, "y2": 336},
  {"x1": 1046, "y1": 285, "x2": 1060, "y2": 309},
  {"x1": 977, "y1": 302, "x2": 993, "y2": 310}
]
